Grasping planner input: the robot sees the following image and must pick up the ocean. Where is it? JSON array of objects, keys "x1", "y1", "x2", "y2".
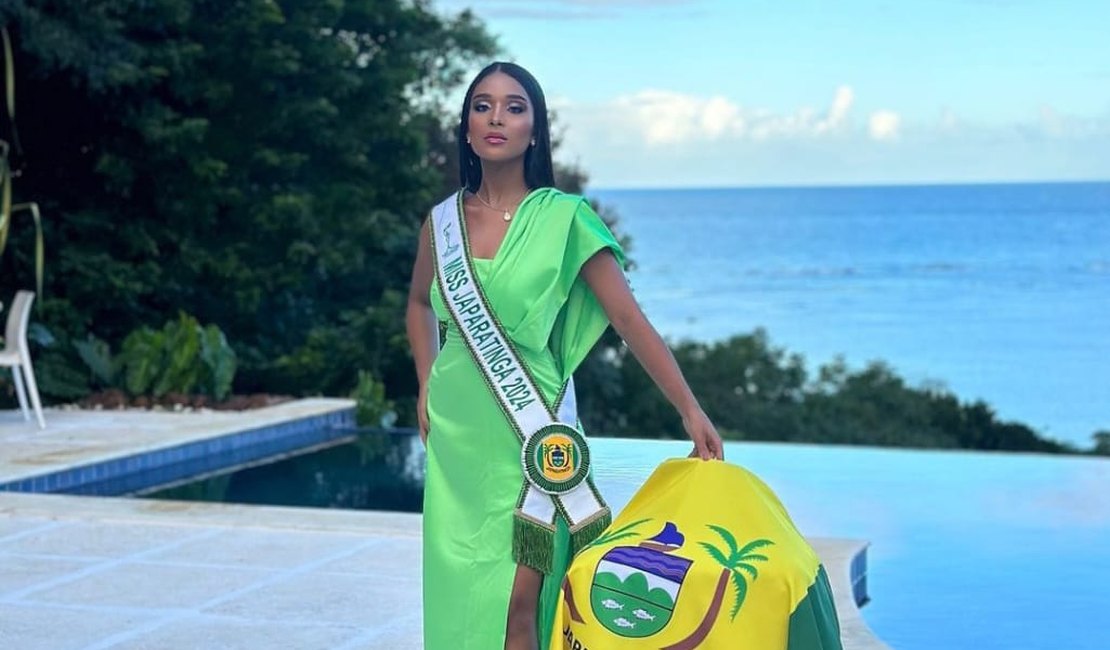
[{"x1": 591, "y1": 182, "x2": 1110, "y2": 449}]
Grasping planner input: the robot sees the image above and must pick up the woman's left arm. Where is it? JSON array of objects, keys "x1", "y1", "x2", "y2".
[{"x1": 581, "y1": 250, "x2": 725, "y2": 460}]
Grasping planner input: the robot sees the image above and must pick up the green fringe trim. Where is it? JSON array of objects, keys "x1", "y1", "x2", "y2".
[
  {"x1": 513, "y1": 514, "x2": 557, "y2": 575},
  {"x1": 513, "y1": 509, "x2": 613, "y2": 575},
  {"x1": 569, "y1": 510, "x2": 612, "y2": 557}
]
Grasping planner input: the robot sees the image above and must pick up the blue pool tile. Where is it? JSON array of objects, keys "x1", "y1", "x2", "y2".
[{"x1": 4, "y1": 406, "x2": 356, "y2": 497}]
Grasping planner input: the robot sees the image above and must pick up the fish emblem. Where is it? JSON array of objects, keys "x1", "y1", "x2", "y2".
[
  {"x1": 601, "y1": 598, "x2": 624, "y2": 610},
  {"x1": 632, "y1": 608, "x2": 656, "y2": 621},
  {"x1": 613, "y1": 617, "x2": 636, "y2": 629}
]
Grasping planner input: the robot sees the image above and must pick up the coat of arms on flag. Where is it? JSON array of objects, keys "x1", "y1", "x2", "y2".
[{"x1": 551, "y1": 459, "x2": 843, "y2": 650}]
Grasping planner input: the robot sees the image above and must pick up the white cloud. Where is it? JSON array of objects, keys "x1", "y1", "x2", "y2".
[
  {"x1": 821, "y1": 85, "x2": 854, "y2": 133},
  {"x1": 869, "y1": 110, "x2": 901, "y2": 141},
  {"x1": 554, "y1": 90, "x2": 1110, "y2": 187},
  {"x1": 600, "y1": 86, "x2": 857, "y2": 146},
  {"x1": 1035, "y1": 104, "x2": 1110, "y2": 139},
  {"x1": 701, "y1": 96, "x2": 739, "y2": 139},
  {"x1": 930, "y1": 105, "x2": 1109, "y2": 142},
  {"x1": 612, "y1": 90, "x2": 707, "y2": 144}
]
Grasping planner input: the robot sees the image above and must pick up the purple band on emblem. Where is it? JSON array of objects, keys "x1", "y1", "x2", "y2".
[{"x1": 603, "y1": 547, "x2": 693, "y2": 582}]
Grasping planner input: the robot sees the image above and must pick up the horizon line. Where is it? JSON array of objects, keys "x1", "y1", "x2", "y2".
[{"x1": 587, "y1": 178, "x2": 1110, "y2": 192}]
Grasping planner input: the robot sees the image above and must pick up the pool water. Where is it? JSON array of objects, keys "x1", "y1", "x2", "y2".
[
  {"x1": 149, "y1": 433, "x2": 425, "y2": 512},
  {"x1": 145, "y1": 432, "x2": 1110, "y2": 650}
]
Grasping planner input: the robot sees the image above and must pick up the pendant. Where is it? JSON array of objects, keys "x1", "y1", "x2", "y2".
[{"x1": 503, "y1": 211, "x2": 512, "y2": 222}]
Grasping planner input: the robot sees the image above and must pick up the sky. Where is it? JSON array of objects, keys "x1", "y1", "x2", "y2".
[{"x1": 434, "y1": 0, "x2": 1110, "y2": 188}]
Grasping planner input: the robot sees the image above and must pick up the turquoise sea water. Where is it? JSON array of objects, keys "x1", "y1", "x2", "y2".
[
  {"x1": 147, "y1": 433, "x2": 1110, "y2": 650},
  {"x1": 591, "y1": 182, "x2": 1110, "y2": 448}
]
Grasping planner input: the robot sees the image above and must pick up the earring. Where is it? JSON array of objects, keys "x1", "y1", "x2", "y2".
[
  {"x1": 466, "y1": 135, "x2": 471, "y2": 144},
  {"x1": 530, "y1": 138, "x2": 536, "y2": 147}
]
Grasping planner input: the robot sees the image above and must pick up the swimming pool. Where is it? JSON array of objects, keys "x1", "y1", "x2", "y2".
[{"x1": 146, "y1": 433, "x2": 1110, "y2": 650}]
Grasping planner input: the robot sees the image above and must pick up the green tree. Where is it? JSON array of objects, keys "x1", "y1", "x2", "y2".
[
  {"x1": 0, "y1": 0, "x2": 496, "y2": 401},
  {"x1": 1092, "y1": 431, "x2": 1110, "y2": 456}
]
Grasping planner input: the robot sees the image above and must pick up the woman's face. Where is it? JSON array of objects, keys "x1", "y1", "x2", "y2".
[{"x1": 466, "y1": 71, "x2": 534, "y2": 165}]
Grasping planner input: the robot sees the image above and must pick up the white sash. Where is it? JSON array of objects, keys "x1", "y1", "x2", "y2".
[{"x1": 429, "y1": 192, "x2": 609, "y2": 568}]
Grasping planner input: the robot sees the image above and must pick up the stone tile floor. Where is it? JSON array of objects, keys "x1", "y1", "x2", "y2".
[{"x1": 0, "y1": 493, "x2": 422, "y2": 650}]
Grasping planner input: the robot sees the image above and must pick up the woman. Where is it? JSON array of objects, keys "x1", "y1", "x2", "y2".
[{"x1": 406, "y1": 61, "x2": 724, "y2": 650}]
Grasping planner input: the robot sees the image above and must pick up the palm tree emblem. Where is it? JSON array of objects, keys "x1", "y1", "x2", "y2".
[
  {"x1": 698, "y1": 525, "x2": 774, "y2": 621},
  {"x1": 656, "y1": 525, "x2": 775, "y2": 649}
]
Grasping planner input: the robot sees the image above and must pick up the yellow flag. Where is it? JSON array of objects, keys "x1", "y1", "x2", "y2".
[{"x1": 551, "y1": 458, "x2": 842, "y2": 650}]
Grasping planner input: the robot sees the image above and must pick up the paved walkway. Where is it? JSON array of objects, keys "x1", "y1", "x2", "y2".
[{"x1": 1, "y1": 492, "x2": 422, "y2": 649}]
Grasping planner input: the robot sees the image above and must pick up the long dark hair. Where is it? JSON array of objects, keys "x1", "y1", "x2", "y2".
[{"x1": 457, "y1": 62, "x2": 555, "y2": 192}]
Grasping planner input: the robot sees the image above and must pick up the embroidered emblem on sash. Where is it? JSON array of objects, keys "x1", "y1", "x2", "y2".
[{"x1": 522, "y1": 424, "x2": 590, "y2": 494}]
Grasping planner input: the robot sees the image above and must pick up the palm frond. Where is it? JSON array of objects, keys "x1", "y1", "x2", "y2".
[
  {"x1": 698, "y1": 541, "x2": 730, "y2": 567},
  {"x1": 734, "y1": 561, "x2": 760, "y2": 580},
  {"x1": 736, "y1": 538, "x2": 775, "y2": 556},
  {"x1": 589, "y1": 530, "x2": 638, "y2": 549},
  {"x1": 0, "y1": 144, "x2": 10, "y2": 258},
  {"x1": 729, "y1": 570, "x2": 748, "y2": 620},
  {"x1": 0, "y1": 29, "x2": 40, "y2": 296},
  {"x1": 609, "y1": 517, "x2": 652, "y2": 537},
  {"x1": 587, "y1": 517, "x2": 651, "y2": 549},
  {"x1": 2, "y1": 27, "x2": 13, "y2": 120},
  {"x1": 707, "y1": 524, "x2": 739, "y2": 556}
]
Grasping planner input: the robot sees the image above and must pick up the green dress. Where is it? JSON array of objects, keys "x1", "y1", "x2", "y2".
[{"x1": 424, "y1": 188, "x2": 625, "y2": 650}]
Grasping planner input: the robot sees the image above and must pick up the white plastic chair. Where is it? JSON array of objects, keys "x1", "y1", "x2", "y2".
[{"x1": 0, "y1": 291, "x2": 45, "y2": 428}]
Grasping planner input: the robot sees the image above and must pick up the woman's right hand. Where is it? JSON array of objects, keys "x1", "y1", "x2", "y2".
[
  {"x1": 417, "y1": 383, "x2": 430, "y2": 446},
  {"x1": 682, "y1": 404, "x2": 725, "y2": 461}
]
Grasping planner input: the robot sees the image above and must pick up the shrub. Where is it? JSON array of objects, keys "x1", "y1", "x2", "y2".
[
  {"x1": 76, "y1": 313, "x2": 237, "y2": 400},
  {"x1": 351, "y1": 370, "x2": 395, "y2": 428}
]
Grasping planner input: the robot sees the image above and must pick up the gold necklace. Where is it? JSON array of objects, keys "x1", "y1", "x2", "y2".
[{"x1": 473, "y1": 188, "x2": 528, "y2": 222}]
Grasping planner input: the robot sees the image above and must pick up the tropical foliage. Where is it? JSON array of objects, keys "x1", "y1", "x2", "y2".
[
  {"x1": 75, "y1": 313, "x2": 236, "y2": 400},
  {"x1": 350, "y1": 370, "x2": 395, "y2": 428},
  {"x1": 0, "y1": 0, "x2": 496, "y2": 403}
]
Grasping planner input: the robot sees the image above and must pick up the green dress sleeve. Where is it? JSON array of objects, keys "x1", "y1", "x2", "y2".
[
  {"x1": 489, "y1": 189, "x2": 625, "y2": 382},
  {"x1": 547, "y1": 197, "x2": 626, "y2": 381}
]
